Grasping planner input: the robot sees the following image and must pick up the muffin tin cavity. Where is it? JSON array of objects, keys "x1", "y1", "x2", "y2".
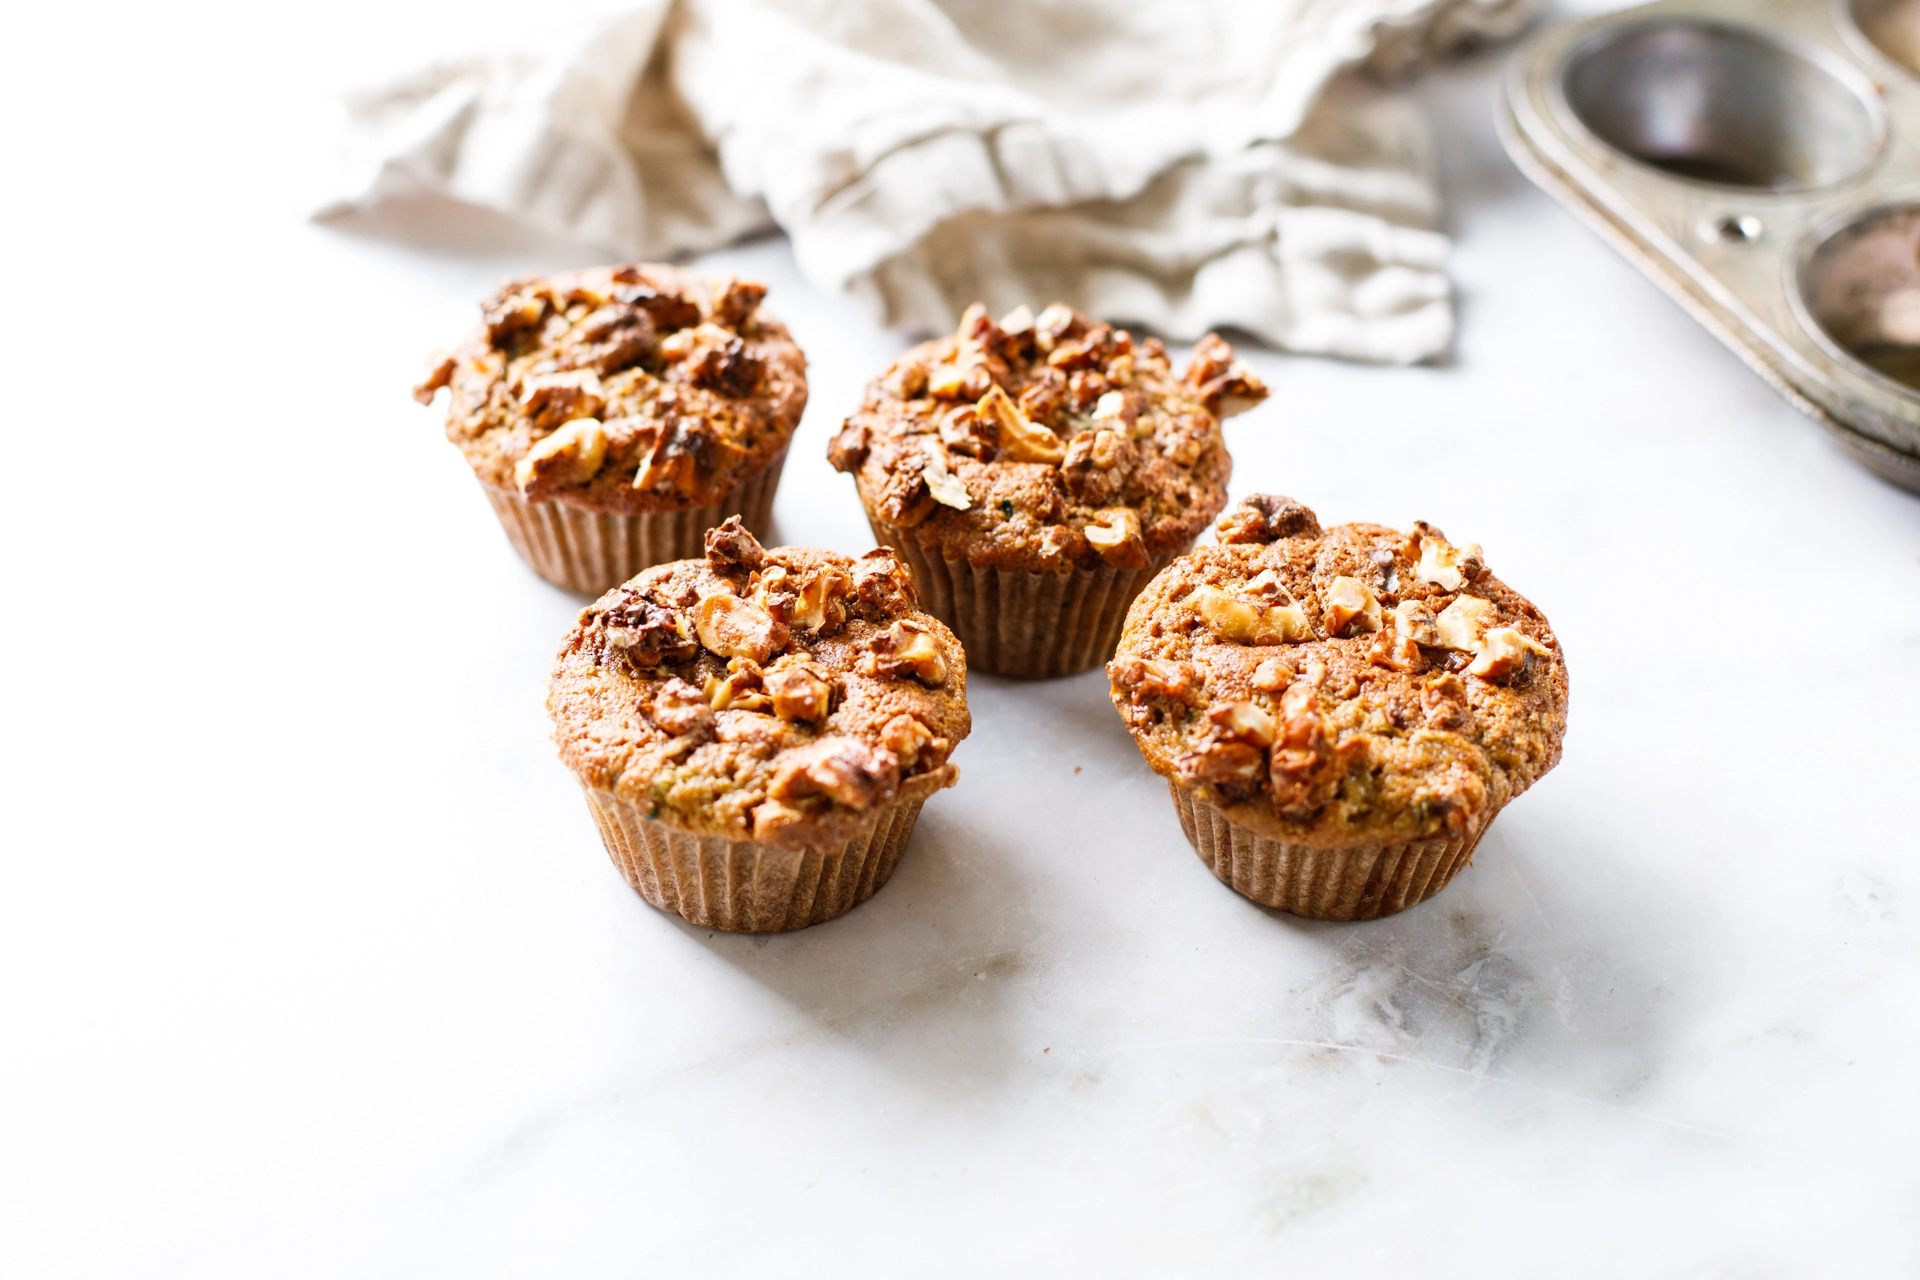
[
  {"x1": 1796, "y1": 204, "x2": 1920, "y2": 394},
  {"x1": 1847, "y1": 0, "x2": 1920, "y2": 77},
  {"x1": 1561, "y1": 20, "x2": 1883, "y2": 191},
  {"x1": 1504, "y1": 0, "x2": 1920, "y2": 493}
]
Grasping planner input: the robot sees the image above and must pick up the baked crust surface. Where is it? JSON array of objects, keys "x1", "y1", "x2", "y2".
[
  {"x1": 548, "y1": 520, "x2": 970, "y2": 849},
  {"x1": 416, "y1": 263, "x2": 807, "y2": 514},
  {"x1": 828, "y1": 304, "x2": 1266, "y2": 571},
  {"x1": 1109, "y1": 495, "x2": 1569, "y2": 848}
]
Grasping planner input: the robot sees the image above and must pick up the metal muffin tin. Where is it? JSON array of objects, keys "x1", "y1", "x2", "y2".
[{"x1": 1501, "y1": 0, "x2": 1920, "y2": 493}]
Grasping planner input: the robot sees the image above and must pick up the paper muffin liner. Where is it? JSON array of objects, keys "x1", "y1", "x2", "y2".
[
  {"x1": 1167, "y1": 783, "x2": 1484, "y2": 921},
  {"x1": 577, "y1": 786, "x2": 925, "y2": 933},
  {"x1": 870, "y1": 520, "x2": 1178, "y2": 679},
  {"x1": 481, "y1": 448, "x2": 787, "y2": 596}
]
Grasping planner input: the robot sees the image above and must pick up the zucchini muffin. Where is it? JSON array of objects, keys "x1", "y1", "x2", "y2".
[
  {"x1": 548, "y1": 518, "x2": 970, "y2": 932},
  {"x1": 829, "y1": 303, "x2": 1267, "y2": 678},
  {"x1": 1109, "y1": 495, "x2": 1568, "y2": 920},
  {"x1": 415, "y1": 263, "x2": 806, "y2": 595}
]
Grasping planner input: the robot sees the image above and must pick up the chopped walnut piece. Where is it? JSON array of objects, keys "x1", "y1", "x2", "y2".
[
  {"x1": 1110, "y1": 656, "x2": 1200, "y2": 703},
  {"x1": 1393, "y1": 599, "x2": 1439, "y2": 646},
  {"x1": 647, "y1": 677, "x2": 714, "y2": 737},
  {"x1": 709, "y1": 276, "x2": 766, "y2": 326},
  {"x1": 1413, "y1": 524, "x2": 1487, "y2": 591},
  {"x1": 518, "y1": 369, "x2": 606, "y2": 429},
  {"x1": 1467, "y1": 628, "x2": 1551, "y2": 682},
  {"x1": 869, "y1": 619, "x2": 948, "y2": 685},
  {"x1": 1180, "y1": 741, "x2": 1265, "y2": 784},
  {"x1": 1322, "y1": 576, "x2": 1384, "y2": 637},
  {"x1": 1421, "y1": 673, "x2": 1467, "y2": 729},
  {"x1": 1215, "y1": 494, "x2": 1321, "y2": 545},
  {"x1": 1366, "y1": 631, "x2": 1424, "y2": 673},
  {"x1": 764, "y1": 658, "x2": 832, "y2": 722},
  {"x1": 1180, "y1": 333, "x2": 1268, "y2": 417},
  {"x1": 753, "y1": 564, "x2": 852, "y2": 634},
  {"x1": 827, "y1": 419, "x2": 870, "y2": 471},
  {"x1": 599, "y1": 594, "x2": 697, "y2": 667},
  {"x1": 851, "y1": 548, "x2": 918, "y2": 615},
  {"x1": 694, "y1": 592, "x2": 790, "y2": 663},
  {"x1": 1209, "y1": 700, "x2": 1278, "y2": 747},
  {"x1": 1189, "y1": 585, "x2": 1310, "y2": 645},
  {"x1": 920, "y1": 441, "x2": 972, "y2": 510},
  {"x1": 998, "y1": 304, "x2": 1034, "y2": 336},
  {"x1": 1252, "y1": 656, "x2": 1294, "y2": 692},
  {"x1": 1271, "y1": 683, "x2": 1329, "y2": 778},
  {"x1": 1032, "y1": 303, "x2": 1078, "y2": 352},
  {"x1": 881, "y1": 713, "x2": 937, "y2": 768},
  {"x1": 704, "y1": 516, "x2": 766, "y2": 575},
  {"x1": 768, "y1": 737, "x2": 900, "y2": 811},
  {"x1": 975, "y1": 386, "x2": 1065, "y2": 464},
  {"x1": 1083, "y1": 507, "x2": 1149, "y2": 569},
  {"x1": 1434, "y1": 595, "x2": 1498, "y2": 651},
  {"x1": 707, "y1": 657, "x2": 772, "y2": 712},
  {"x1": 514, "y1": 418, "x2": 608, "y2": 494},
  {"x1": 413, "y1": 353, "x2": 456, "y2": 404},
  {"x1": 927, "y1": 364, "x2": 967, "y2": 399}
]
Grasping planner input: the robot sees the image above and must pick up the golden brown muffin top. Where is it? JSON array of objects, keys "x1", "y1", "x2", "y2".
[
  {"x1": 827, "y1": 303, "x2": 1267, "y2": 571},
  {"x1": 1109, "y1": 495, "x2": 1568, "y2": 849},
  {"x1": 548, "y1": 520, "x2": 970, "y2": 849},
  {"x1": 415, "y1": 263, "x2": 807, "y2": 515}
]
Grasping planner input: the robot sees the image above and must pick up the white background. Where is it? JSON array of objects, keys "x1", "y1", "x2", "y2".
[{"x1": 4, "y1": 2, "x2": 1919, "y2": 1275}]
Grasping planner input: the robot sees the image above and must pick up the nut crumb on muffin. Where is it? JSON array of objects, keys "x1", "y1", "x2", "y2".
[
  {"x1": 416, "y1": 264, "x2": 806, "y2": 513},
  {"x1": 1110, "y1": 495, "x2": 1568, "y2": 849},
  {"x1": 829, "y1": 303, "x2": 1268, "y2": 572},
  {"x1": 548, "y1": 519, "x2": 970, "y2": 850}
]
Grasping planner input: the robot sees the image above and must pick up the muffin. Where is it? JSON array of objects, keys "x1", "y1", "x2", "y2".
[
  {"x1": 547, "y1": 518, "x2": 970, "y2": 932},
  {"x1": 829, "y1": 303, "x2": 1267, "y2": 678},
  {"x1": 1109, "y1": 495, "x2": 1568, "y2": 921},
  {"x1": 415, "y1": 263, "x2": 806, "y2": 595}
]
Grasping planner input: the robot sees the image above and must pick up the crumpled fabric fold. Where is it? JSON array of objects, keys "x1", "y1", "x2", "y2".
[{"x1": 319, "y1": 0, "x2": 1533, "y2": 362}]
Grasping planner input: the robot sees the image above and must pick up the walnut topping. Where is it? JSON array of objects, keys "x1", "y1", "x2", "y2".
[
  {"x1": 1393, "y1": 599, "x2": 1439, "y2": 646},
  {"x1": 767, "y1": 737, "x2": 899, "y2": 811},
  {"x1": 920, "y1": 440, "x2": 972, "y2": 510},
  {"x1": 1084, "y1": 507, "x2": 1149, "y2": 569},
  {"x1": 764, "y1": 657, "x2": 833, "y2": 721},
  {"x1": 851, "y1": 548, "x2": 918, "y2": 615},
  {"x1": 869, "y1": 619, "x2": 948, "y2": 685},
  {"x1": 515, "y1": 418, "x2": 609, "y2": 494},
  {"x1": 413, "y1": 352, "x2": 456, "y2": 404},
  {"x1": 1467, "y1": 627, "x2": 1551, "y2": 682},
  {"x1": 927, "y1": 362, "x2": 968, "y2": 399},
  {"x1": 1413, "y1": 524, "x2": 1487, "y2": 591},
  {"x1": 998, "y1": 304, "x2": 1035, "y2": 336},
  {"x1": 752, "y1": 563, "x2": 851, "y2": 633},
  {"x1": 1322, "y1": 576, "x2": 1384, "y2": 637},
  {"x1": 976, "y1": 385, "x2": 1065, "y2": 464},
  {"x1": 1181, "y1": 333, "x2": 1268, "y2": 418},
  {"x1": 1366, "y1": 631, "x2": 1424, "y2": 673},
  {"x1": 1421, "y1": 672, "x2": 1467, "y2": 729},
  {"x1": 1110, "y1": 655, "x2": 1201, "y2": 703},
  {"x1": 704, "y1": 516, "x2": 766, "y2": 575},
  {"x1": 1031, "y1": 303, "x2": 1078, "y2": 353},
  {"x1": 647, "y1": 677, "x2": 714, "y2": 737},
  {"x1": 1434, "y1": 595, "x2": 1498, "y2": 651},
  {"x1": 1209, "y1": 700, "x2": 1278, "y2": 747},
  {"x1": 1179, "y1": 741, "x2": 1265, "y2": 784},
  {"x1": 707, "y1": 657, "x2": 772, "y2": 712},
  {"x1": 599, "y1": 594, "x2": 697, "y2": 668},
  {"x1": 694, "y1": 592, "x2": 790, "y2": 663},
  {"x1": 1215, "y1": 494, "x2": 1322, "y2": 545},
  {"x1": 1252, "y1": 656, "x2": 1294, "y2": 692},
  {"x1": 1189, "y1": 585, "x2": 1310, "y2": 645},
  {"x1": 709, "y1": 276, "x2": 766, "y2": 327},
  {"x1": 518, "y1": 369, "x2": 606, "y2": 429}
]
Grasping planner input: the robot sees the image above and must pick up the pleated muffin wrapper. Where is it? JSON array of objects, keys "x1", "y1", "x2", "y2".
[
  {"x1": 871, "y1": 519, "x2": 1180, "y2": 680},
  {"x1": 1168, "y1": 783, "x2": 1484, "y2": 921},
  {"x1": 482, "y1": 448, "x2": 787, "y2": 596},
  {"x1": 579, "y1": 785, "x2": 925, "y2": 933}
]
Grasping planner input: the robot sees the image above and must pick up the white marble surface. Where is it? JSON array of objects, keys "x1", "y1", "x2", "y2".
[{"x1": 6, "y1": 3, "x2": 1920, "y2": 1276}]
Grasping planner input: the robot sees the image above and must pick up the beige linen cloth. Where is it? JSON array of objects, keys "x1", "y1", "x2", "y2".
[{"x1": 322, "y1": 0, "x2": 1531, "y2": 362}]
